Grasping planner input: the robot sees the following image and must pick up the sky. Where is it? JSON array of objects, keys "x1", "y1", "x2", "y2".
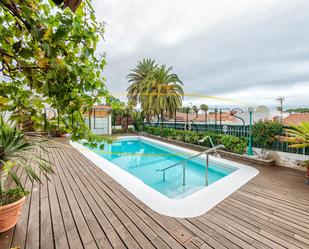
[{"x1": 93, "y1": 0, "x2": 309, "y2": 109}]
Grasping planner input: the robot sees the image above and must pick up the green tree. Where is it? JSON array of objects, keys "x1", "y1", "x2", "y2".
[
  {"x1": 251, "y1": 121, "x2": 283, "y2": 149},
  {"x1": 127, "y1": 59, "x2": 183, "y2": 119},
  {"x1": 285, "y1": 108, "x2": 309, "y2": 114},
  {"x1": 127, "y1": 59, "x2": 157, "y2": 108},
  {"x1": 0, "y1": 0, "x2": 110, "y2": 141},
  {"x1": 200, "y1": 104, "x2": 209, "y2": 123}
]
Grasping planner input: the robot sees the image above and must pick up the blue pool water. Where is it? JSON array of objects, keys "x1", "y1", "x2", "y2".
[{"x1": 89, "y1": 138, "x2": 236, "y2": 199}]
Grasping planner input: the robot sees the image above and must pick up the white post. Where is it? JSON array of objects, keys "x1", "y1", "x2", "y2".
[
  {"x1": 206, "y1": 155, "x2": 209, "y2": 186},
  {"x1": 183, "y1": 161, "x2": 186, "y2": 185}
]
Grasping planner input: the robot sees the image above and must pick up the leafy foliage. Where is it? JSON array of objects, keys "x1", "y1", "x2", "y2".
[
  {"x1": 127, "y1": 59, "x2": 184, "y2": 118},
  {"x1": 280, "y1": 122, "x2": 309, "y2": 176},
  {"x1": 144, "y1": 127, "x2": 247, "y2": 154},
  {"x1": 251, "y1": 121, "x2": 283, "y2": 149},
  {"x1": 283, "y1": 122, "x2": 309, "y2": 149},
  {"x1": 285, "y1": 108, "x2": 309, "y2": 114},
  {"x1": 200, "y1": 104, "x2": 209, "y2": 112},
  {"x1": 0, "y1": 0, "x2": 110, "y2": 140},
  {"x1": 0, "y1": 187, "x2": 29, "y2": 206},
  {"x1": 0, "y1": 115, "x2": 53, "y2": 204}
]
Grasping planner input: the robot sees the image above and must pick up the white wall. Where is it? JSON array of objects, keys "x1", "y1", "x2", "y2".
[
  {"x1": 253, "y1": 147, "x2": 309, "y2": 171},
  {"x1": 85, "y1": 116, "x2": 112, "y2": 135}
]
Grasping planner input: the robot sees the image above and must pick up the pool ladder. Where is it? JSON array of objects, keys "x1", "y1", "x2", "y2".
[
  {"x1": 138, "y1": 131, "x2": 147, "y2": 141},
  {"x1": 198, "y1": 136, "x2": 220, "y2": 157},
  {"x1": 156, "y1": 144, "x2": 225, "y2": 186}
]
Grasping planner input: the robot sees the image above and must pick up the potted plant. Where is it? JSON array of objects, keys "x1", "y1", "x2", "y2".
[
  {"x1": 0, "y1": 115, "x2": 53, "y2": 232},
  {"x1": 282, "y1": 122, "x2": 309, "y2": 185}
]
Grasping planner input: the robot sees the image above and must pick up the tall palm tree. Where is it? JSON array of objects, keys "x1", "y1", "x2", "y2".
[
  {"x1": 200, "y1": 104, "x2": 209, "y2": 124},
  {"x1": 144, "y1": 65, "x2": 183, "y2": 118},
  {"x1": 127, "y1": 59, "x2": 183, "y2": 119},
  {"x1": 126, "y1": 59, "x2": 157, "y2": 109}
]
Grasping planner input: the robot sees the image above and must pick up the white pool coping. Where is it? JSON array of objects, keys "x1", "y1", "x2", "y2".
[{"x1": 70, "y1": 136, "x2": 259, "y2": 218}]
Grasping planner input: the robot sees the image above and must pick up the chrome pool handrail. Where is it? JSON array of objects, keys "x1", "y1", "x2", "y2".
[
  {"x1": 198, "y1": 136, "x2": 220, "y2": 156},
  {"x1": 138, "y1": 131, "x2": 147, "y2": 140},
  {"x1": 156, "y1": 144, "x2": 225, "y2": 186}
]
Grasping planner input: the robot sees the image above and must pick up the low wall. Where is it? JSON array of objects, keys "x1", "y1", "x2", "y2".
[
  {"x1": 139, "y1": 133, "x2": 275, "y2": 166},
  {"x1": 253, "y1": 148, "x2": 309, "y2": 171}
]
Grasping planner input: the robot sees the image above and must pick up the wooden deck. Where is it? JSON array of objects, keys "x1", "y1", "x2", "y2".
[{"x1": 1, "y1": 138, "x2": 309, "y2": 249}]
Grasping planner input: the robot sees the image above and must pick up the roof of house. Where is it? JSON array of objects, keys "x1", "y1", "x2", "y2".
[
  {"x1": 174, "y1": 112, "x2": 236, "y2": 123},
  {"x1": 282, "y1": 113, "x2": 309, "y2": 125},
  {"x1": 83, "y1": 105, "x2": 112, "y2": 118},
  {"x1": 93, "y1": 105, "x2": 112, "y2": 109}
]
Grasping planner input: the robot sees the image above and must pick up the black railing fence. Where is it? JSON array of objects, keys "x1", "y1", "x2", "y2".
[
  {"x1": 111, "y1": 107, "x2": 309, "y2": 156},
  {"x1": 143, "y1": 122, "x2": 250, "y2": 137},
  {"x1": 43, "y1": 107, "x2": 309, "y2": 156}
]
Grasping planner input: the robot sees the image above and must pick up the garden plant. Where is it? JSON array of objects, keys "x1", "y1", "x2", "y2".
[
  {"x1": 0, "y1": 115, "x2": 54, "y2": 232},
  {"x1": 143, "y1": 126, "x2": 247, "y2": 154},
  {"x1": 282, "y1": 122, "x2": 309, "y2": 184}
]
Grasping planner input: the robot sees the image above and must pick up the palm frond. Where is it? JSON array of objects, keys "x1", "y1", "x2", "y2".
[
  {"x1": 282, "y1": 122, "x2": 309, "y2": 149},
  {"x1": 0, "y1": 114, "x2": 54, "y2": 191}
]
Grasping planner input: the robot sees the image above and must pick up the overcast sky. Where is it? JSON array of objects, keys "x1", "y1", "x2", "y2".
[{"x1": 93, "y1": 0, "x2": 309, "y2": 109}]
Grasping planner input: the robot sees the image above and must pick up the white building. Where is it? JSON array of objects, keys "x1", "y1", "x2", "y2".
[{"x1": 84, "y1": 106, "x2": 112, "y2": 135}]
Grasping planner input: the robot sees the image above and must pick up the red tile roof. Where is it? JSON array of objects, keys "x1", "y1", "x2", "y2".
[
  {"x1": 93, "y1": 105, "x2": 112, "y2": 109},
  {"x1": 283, "y1": 113, "x2": 309, "y2": 125},
  {"x1": 174, "y1": 112, "x2": 236, "y2": 123}
]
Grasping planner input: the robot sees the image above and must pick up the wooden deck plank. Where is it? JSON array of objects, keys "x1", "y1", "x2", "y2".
[
  {"x1": 218, "y1": 201, "x2": 307, "y2": 248},
  {"x1": 51, "y1": 146, "x2": 98, "y2": 249},
  {"x1": 58, "y1": 144, "x2": 145, "y2": 249},
  {"x1": 56, "y1": 145, "x2": 127, "y2": 249},
  {"x1": 1, "y1": 138, "x2": 309, "y2": 249},
  {"x1": 39, "y1": 149, "x2": 54, "y2": 249},
  {"x1": 49, "y1": 146, "x2": 84, "y2": 249},
  {"x1": 56, "y1": 145, "x2": 114, "y2": 249},
  {"x1": 11, "y1": 160, "x2": 36, "y2": 248},
  {"x1": 63, "y1": 144, "x2": 178, "y2": 249}
]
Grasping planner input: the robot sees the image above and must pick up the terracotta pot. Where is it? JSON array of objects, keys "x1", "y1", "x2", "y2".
[{"x1": 0, "y1": 196, "x2": 26, "y2": 233}]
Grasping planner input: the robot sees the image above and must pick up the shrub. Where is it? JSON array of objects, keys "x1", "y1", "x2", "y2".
[
  {"x1": 252, "y1": 121, "x2": 283, "y2": 149},
  {"x1": 144, "y1": 127, "x2": 247, "y2": 154},
  {"x1": 219, "y1": 135, "x2": 247, "y2": 154}
]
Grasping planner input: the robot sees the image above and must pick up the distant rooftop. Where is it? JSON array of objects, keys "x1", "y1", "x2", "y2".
[
  {"x1": 93, "y1": 105, "x2": 112, "y2": 109},
  {"x1": 283, "y1": 113, "x2": 309, "y2": 125},
  {"x1": 175, "y1": 112, "x2": 236, "y2": 123}
]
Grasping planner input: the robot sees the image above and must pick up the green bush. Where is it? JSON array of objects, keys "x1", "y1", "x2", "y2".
[
  {"x1": 219, "y1": 135, "x2": 247, "y2": 154},
  {"x1": 251, "y1": 121, "x2": 283, "y2": 149},
  {"x1": 143, "y1": 127, "x2": 247, "y2": 154}
]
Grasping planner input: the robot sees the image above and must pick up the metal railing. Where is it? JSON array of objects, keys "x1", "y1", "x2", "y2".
[
  {"x1": 138, "y1": 131, "x2": 147, "y2": 140},
  {"x1": 156, "y1": 144, "x2": 225, "y2": 186},
  {"x1": 198, "y1": 135, "x2": 215, "y2": 150}
]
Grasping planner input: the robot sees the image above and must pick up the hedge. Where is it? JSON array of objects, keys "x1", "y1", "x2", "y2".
[
  {"x1": 251, "y1": 121, "x2": 283, "y2": 149},
  {"x1": 143, "y1": 127, "x2": 247, "y2": 154}
]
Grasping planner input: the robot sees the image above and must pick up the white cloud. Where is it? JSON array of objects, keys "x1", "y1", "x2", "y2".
[{"x1": 93, "y1": 0, "x2": 309, "y2": 108}]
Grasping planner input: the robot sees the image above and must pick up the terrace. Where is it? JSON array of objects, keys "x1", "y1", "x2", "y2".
[
  {"x1": 1, "y1": 138, "x2": 309, "y2": 249},
  {"x1": 1, "y1": 1, "x2": 309, "y2": 249}
]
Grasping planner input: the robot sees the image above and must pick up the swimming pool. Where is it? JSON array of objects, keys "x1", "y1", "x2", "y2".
[
  {"x1": 71, "y1": 136, "x2": 258, "y2": 217},
  {"x1": 90, "y1": 137, "x2": 236, "y2": 199}
]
